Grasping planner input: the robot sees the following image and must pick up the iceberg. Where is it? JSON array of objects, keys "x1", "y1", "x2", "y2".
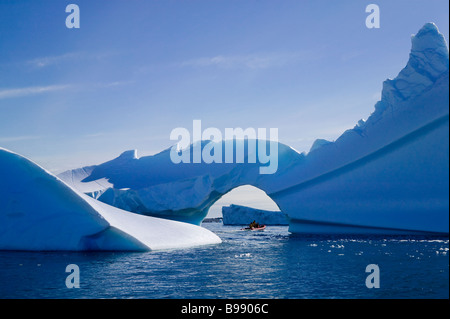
[
  {"x1": 0, "y1": 148, "x2": 221, "y2": 251},
  {"x1": 222, "y1": 205, "x2": 289, "y2": 226},
  {"x1": 59, "y1": 23, "x2": 448, "y2": 235}
]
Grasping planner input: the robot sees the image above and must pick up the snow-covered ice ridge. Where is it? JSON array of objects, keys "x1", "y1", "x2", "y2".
[
  {"x1": 222, "y1": 205, "x2": 289, "y2": 226},
  {"x1": 60, "y1": 23, "x2": 448, "y2": 235},
  {"x1": 0, "y1": 148, "x2": 221, "y2": 251}
]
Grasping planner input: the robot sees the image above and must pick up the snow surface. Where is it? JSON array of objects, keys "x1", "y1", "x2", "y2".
[
  {"x1": 222, "y1": 205, "x2": 289, "y2": 225},
  {"x1": 0, "y1": 148, "x2": 221, "y2": 251},
  {"x1": 56, "y1": 23, "x2": 448, "y2": 235}
]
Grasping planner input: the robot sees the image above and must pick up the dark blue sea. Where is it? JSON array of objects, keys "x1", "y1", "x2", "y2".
[{"x1": 0, "y1": 223, "x2": 448, "y2": 299}]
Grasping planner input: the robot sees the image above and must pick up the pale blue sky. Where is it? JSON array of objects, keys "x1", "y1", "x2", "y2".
[{"x1": 0, "y1": 0, "x2": 448, "y2": 172}]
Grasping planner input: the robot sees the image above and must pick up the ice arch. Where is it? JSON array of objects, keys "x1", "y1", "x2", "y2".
[{"x1": 60, "y1": 111, "x2": 449, "y2": 235}]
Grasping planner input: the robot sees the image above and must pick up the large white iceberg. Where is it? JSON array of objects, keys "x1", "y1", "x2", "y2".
[
  {"x1": 0, "y1": 148, "x2": 221, "y2": 251},
  {"x1": 59, "y1": 23, "x2": 448, "y2": 235}
]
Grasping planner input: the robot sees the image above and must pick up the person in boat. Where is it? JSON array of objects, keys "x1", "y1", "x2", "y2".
[{"x1": 248, "y1": 220, "x2": 263, "y2": 229}]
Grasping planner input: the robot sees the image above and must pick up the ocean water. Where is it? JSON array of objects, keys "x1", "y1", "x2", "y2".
[{"x1": 0, "y1": 223, "x2": 448, "y2": 299}]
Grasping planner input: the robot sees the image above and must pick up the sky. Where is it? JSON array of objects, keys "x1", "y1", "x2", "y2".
[{"x1": 0, "y1": 0, "x2": 449, "y2": 174}]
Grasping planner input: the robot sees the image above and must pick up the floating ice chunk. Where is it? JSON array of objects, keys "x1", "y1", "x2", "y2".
[{"x1": 0, "y1": 148, "x2": 221, "y2": 251}]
